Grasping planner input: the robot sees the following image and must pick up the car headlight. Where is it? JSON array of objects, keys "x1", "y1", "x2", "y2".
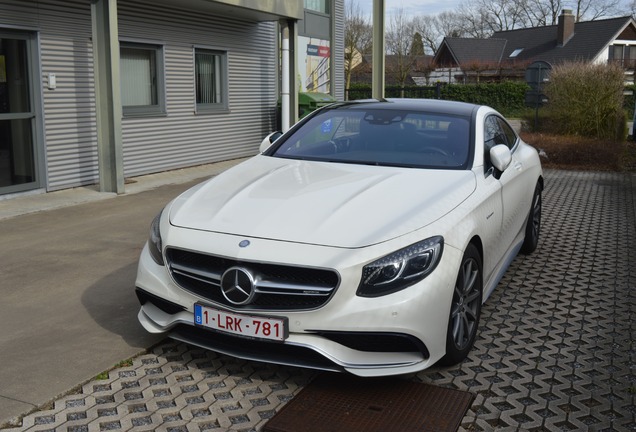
[
  {"x1": 357, "y1": 236, "x2": 443, "y2": 297},
  {"x1": 148, "y1": 210, "x2": 164, "y2": 266}
]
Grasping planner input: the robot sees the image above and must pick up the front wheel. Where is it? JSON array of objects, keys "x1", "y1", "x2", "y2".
[{"x1": 439, "y1": 244, "x2": 482, "y2": 366}]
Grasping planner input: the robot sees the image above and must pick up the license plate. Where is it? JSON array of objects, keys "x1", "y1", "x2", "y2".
[{"x1": 194, "y1": 304, "x2": 288, "y2": 342}]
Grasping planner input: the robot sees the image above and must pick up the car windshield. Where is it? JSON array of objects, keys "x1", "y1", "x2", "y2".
[{"x1": 270, "y1": 107, "x2": 471, "y2": 169}]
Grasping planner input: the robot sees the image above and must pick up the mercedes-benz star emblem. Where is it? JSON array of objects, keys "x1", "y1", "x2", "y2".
[{"x1": 220, "y1": 267, "x2": 255, "y2": 305}]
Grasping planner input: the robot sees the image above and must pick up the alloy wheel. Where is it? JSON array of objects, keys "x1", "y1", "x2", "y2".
[{"x1": 450, "y1": 257, "x2": 481, "y2": 350}]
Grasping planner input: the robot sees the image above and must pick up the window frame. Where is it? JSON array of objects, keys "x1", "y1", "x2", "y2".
[
  {"x1": 193, "y1": 46, "x2": 229, "y2": 114},
  {"x1": 119, "y1": 41, "x2": 166, "y2": 117}
]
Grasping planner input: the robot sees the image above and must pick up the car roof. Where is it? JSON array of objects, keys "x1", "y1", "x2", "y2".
[{"x1": 329, "y1": 98, "x2": 480, "y2": 117}]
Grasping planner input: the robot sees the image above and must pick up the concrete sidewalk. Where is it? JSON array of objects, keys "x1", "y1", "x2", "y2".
[{"x1": 0, "y1": 159, "x2": 244, "y2": 427}]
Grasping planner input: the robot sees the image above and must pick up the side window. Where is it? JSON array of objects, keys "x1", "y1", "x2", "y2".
[
  {"x1": 120, "y1": 42, "x2": 165, "y2": 116},
  {"x1": 497, "y1": 117, "x2": 518, "y2": 149},
  {"x1": 483, "y1": 115, "x2": 506, "y2": 174},
  {"x1": 484, "y1": 115, "x2": 517, "y2": 175},
  {"x1": 484, "y1": 116, "x2": 506, "y2": 148},
  {"x1": 194, "y1": 48, "x2": 228, "y2": 112},
  {"x1": 332, "y1": 115, "x2": 359, "y2": 140}
]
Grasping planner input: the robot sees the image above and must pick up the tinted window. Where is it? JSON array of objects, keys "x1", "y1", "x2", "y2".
[
  {"x1": 484, "y1": 115, "x2": 507, "y2": 150},
  {"x1": 271, "y1": 108, "x2": 471, "y2": 169},
  {"x1": 484, "y1": 115, "x2": 517, "y2": 174},
  {"x1": 497, "y1": 117, "x2": 517, "y2": 149}
]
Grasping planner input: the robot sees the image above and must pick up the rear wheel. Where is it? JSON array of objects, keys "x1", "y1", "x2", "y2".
[
  {"x1": 521, "y1": 183, "x2": 542, "y2": 254},
  {"x1": 439, "y1": 244, "x2": 482, "y2": 366}
]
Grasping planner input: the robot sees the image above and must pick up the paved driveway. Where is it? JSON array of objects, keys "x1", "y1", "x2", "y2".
[
  {"x1": 424, "y1": 170, "x2": 636, "y2": 431},
  {"x1": 3, "y1": 170, "x2": 635, "y2": 432}
]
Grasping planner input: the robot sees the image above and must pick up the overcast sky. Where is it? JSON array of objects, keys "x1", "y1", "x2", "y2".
[{"x1": 353, "y1": 0, "x2": 633, "y2": 19}]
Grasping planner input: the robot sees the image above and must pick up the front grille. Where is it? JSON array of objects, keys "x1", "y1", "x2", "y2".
[{"x1": 166, "y1": 248, "x2": 340, "y2": 311}]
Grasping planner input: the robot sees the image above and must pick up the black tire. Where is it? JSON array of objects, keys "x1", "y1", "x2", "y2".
[
  {"x1": 439, "y1": 244, "x2": 482, "y2": 366},
  {"x1": 521, "y1": 183, "x2": 542, "y2": 254}
]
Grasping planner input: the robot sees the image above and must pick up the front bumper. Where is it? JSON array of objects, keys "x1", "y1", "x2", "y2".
[{"x1": 135, "y1": 229, "x2": 462, "y2": 377}]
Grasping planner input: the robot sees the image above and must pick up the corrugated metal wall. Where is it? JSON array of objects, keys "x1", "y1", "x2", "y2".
[
  {"x1": 1, "y1": 0, "x2": 343, "y2": 192},
  {"x1": 0, "y1": 0, "x2": 279, "y2": 190},
  {"x1": 0, "y1": 0, "x2": 99, "y2": 191},
  {"x1": 333, "y1": 0, "x2": 345, "y2": 100},
  {"x1": 118, "y1": 0, "x2": 278, "y2": 178}
]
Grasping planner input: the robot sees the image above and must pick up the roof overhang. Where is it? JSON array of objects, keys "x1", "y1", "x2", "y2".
[{"x1": 148, "y1": 0, "x2": 304, "y2": 21}]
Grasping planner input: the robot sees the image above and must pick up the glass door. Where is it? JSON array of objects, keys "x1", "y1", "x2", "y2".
[{"x1": 0, "y1": 33, "x2": 39, "y2": 195}]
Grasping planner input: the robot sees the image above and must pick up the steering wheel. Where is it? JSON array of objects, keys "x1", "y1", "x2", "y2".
[{"x1": 328, "y1": 137, "x2": 351, "y2": 153}]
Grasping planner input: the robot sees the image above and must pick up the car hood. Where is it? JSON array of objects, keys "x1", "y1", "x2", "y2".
[{"x1": 169, "y1": 156, "x2": 476, "y2": 248}]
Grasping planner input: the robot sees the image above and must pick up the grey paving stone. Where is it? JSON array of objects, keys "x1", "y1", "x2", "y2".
[{"x1": 2, "y1": 170, "x2": 635, "y2": 431}]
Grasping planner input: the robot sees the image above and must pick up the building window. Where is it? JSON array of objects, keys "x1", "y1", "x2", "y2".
[
  {"x1": 609, "y1": 44, "x2": 636, "y2": 68},
  {"x1": 609, "y1": 44, "x2": 624, "y2": 62},
  {"x1": 509, "y1": 48, "x2": 524, "y2": 58},
  {"x1": 195, "y1": 48, "x2": 228, "y2": 112},
  {"x1": 304, "y1": 0, "x2": 329, "y2": 14},
  {"x1": 120, "y1": 43, "x2": 165, "y2": 116}
]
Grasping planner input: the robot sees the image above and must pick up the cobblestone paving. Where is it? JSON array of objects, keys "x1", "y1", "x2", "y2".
[
  {"x1": 3, "y1": 170, "x2": 635, "y2": 431},
  {"x1": 3, "y1": 343, "x2": 315, "y2": 432},
  {"x1": 420, "y1": 170, "x2": 636, "y2": 431}
]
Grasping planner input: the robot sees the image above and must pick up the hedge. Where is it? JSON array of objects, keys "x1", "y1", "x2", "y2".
[{"x1": 346, "y1": 82, "x2": 530, "y2": 117}]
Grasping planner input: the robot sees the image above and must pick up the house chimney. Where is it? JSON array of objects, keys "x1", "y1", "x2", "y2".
[{"x1": 558, "y1": 9, "x2": 575, "y2": 46}]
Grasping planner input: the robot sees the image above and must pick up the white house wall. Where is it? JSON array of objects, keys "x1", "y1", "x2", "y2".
[
  {"x1": 594, "y1": 45, "x2": 611, "y2": 64},
  {"x1": 0, "y1": 0, "x2": 99, "y2": 191},
  {"x1": 117, "y1": 0, "x2": 278, "y2": 178}
]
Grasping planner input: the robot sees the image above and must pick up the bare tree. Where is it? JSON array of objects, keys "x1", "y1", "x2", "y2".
[
  {"x1": 411, "y1": 15, "x2": 440, "y2": 55},
  {"x1": 386, "y1": 8, "x2": 419, "y2": 89},
  {"x1": 344, "y1": 0, "x2": 372, "y2": 98},
  {"x1": 455, "y1": 3, "x2": 494, "y2": 37},
  {"x1": 569, "y1": 0, "x2": 624, "y2": 21},
  {"x1": 435, "y1": 11, "x2": 467, "y2": 38},
  {"x1": 458, "y1": 0, "x2": 530, "y2": 35},
  {"x1": 454, "y1": 0, "x2": 625, "y2": 38},
  {"x1": 521, "y1": 0, "x2": 564, "y2": 26},
  {"x1": 411, "y1": 13, "x2": 466, "y2": 55}
]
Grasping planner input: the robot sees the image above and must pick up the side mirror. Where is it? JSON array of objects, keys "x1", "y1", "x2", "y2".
[
  {"x1": 490, "y1": 144, "x2": 512, "y2": 173},
  {"x1": 260, "y1": 131, "x2": 283, "y2": 153}
]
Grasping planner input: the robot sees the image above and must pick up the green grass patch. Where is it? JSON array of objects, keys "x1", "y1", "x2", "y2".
[{"x1": 94, "y1": 358, "x2": 135, "y2": 381}]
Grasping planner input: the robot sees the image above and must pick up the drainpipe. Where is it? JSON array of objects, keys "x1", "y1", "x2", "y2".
[{"x1": 281, "y1": 21, "x2": 291, "y2": 132}]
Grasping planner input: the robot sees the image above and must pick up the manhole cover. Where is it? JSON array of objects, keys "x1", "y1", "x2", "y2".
[{"x1": 264, "y1": 373, "x2": 474, "y2": 432}]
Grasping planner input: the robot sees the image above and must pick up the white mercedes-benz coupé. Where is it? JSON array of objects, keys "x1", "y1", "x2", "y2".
[{"x1": 135, "y1": 99, "x2": 543, "y2": 377}]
